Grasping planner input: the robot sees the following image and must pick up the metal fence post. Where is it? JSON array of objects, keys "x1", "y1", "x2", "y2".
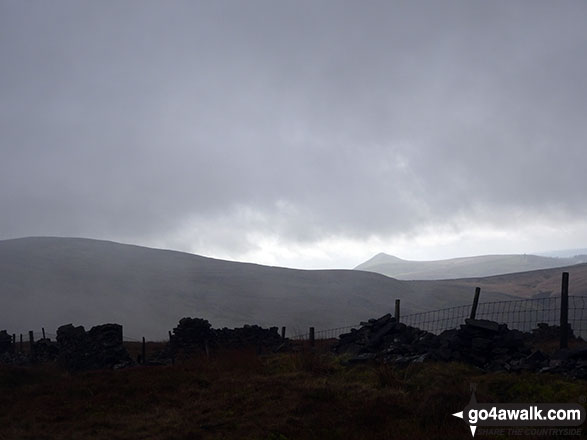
[
  {"x1": 560, "y1": 272, "x2": 569, "y2": 349},
  {"x1": 395, "y1": 299, "x2": 401, "y2": 322},
  {"x1": 470, "y1": 287, "x2": 481, "y2": 319}
]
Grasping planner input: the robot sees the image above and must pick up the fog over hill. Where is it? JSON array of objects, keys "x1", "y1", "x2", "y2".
[
  {"x1": 4, "y1": 237, "x2": 586, "y2": 340},
  {"x1": 355, "y1": 253, "x2": 587, "y2": 280},
  {"x1": 0, "y1": 237, "x2": 529, "y2": 339},
  {"x1": 0, "y1": 237, "x2": 418, "y2": 339}
]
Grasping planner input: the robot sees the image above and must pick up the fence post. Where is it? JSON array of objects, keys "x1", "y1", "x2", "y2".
[
  {"x1": 20, "y1": 334, "x2": 23, "y2": 353},
  {"x1": 42, "y1": 328, "x2": 46, "y2": 339},
  {"x1": 560, "y1": 272, "x2": 569, "y2": 349},
  {"x1": 142, "y1": 337, "x2": 146, "y2": 365},
  {"x1": 12, "y1": 334, "x2": 16, "y2": 354},
  {"x1": 309, "y1": 327, "x2": 315, "y2": 347},
  {"x1": 470, "y1": 287, "x2": 481, "y2": 319},
  {"x1": 168, "y1": 331, "x2": 172, "y2": 343},
  {"x1": 395, "y1": 299, "x2": 401, "y2": 322},
  {"x1": 281, "y1": 326, "x2": 286, "y2": 340}
]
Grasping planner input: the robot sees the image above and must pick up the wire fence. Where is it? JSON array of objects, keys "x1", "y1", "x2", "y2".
[
  {"x1": 291, "y1": 325, "x2": 357, "y2": 341},
  {"x1": 10, "y1": 330, "x2": 143, "y2": 345},
  {"x1": 292, "y1": 295, "x2": 587, "y2": 341}
]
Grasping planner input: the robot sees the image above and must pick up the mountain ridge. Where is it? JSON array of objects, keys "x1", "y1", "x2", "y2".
[{"x1": 355, "y1": 252, "x2": 587, "y2": 280}]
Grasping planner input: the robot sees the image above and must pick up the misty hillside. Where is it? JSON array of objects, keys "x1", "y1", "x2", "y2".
[
  {"x1": 0, "y1": 237, "x2": 419, "y2": 339},
  {"x1": 411, "y1": 262, "x2": 587, "y2": 307},
  {"x1": 0, "y1": 237, "x2": 527, "y2": 340},
  {"x1": 355, "y1": 252, "x2": 587, "y2": 280}
]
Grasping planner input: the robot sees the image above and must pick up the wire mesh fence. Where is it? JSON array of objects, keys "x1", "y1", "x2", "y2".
[
  {"x1": 11, "y1": 330, "x2": 142, "y2": 344},
  {"x1": 291, "y1": 325, "x2": 358, "y2": 341},
  {"x1": 401, "y1": 304, "x2": 471, "y2": 335},
  {"x1": 292, "y1": 295, "x2": 587, "y2": 341}
]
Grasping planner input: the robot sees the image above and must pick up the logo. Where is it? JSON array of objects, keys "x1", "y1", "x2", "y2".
[{"x1": 452, "y1": 384, "x2": 586, "y2": 437}]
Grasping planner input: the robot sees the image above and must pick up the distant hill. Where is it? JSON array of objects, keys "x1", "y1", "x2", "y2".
[
  {"x1": 412, "y1": 263, "x2": 587, "y2": 303},
  {"x1": 0, "y1": 237, "x2": 428, "y2": 339},
  {"x1": 355, "y1": 252, "x2": 587, "y2": 280},
  {"x1": 3, "y1": 238, "x2": 585, "y2": 340},
  {"x1": 535, "y1": 248, "x2": 587, "y2": 258}
]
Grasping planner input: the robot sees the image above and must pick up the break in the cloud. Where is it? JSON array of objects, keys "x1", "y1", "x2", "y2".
[{"x1": 1, "y1": 1, "x2": 587, "y2": 268}]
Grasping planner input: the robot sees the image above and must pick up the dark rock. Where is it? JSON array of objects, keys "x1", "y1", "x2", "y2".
[
  {"x1": 347, "y1": 353, "x2": 377, "y2": 364},
  {"x1": 0, "y1": 330, "x2": 13, "y2": 354},
  {"x1": 528, "y1": 323, "x2": 575, "y2": 343},
  {"x1": 33, "y1": 338, "x2": 59, "y2": 362},
  {"x1": 471, "y1": 337, "x2": 492, "y2": 351},
  {"x1": 366, "y1": 321, "x2": 396, "y2": 349},
  {"x1": 464, "y1": 319, "x2": 500, "y2": 333}
]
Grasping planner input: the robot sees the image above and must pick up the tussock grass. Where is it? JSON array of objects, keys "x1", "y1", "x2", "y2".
[{"x1": 0, "y1": 350, "x2": 585, "y2": 440}]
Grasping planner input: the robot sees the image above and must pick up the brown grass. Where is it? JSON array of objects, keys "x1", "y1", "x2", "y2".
[{"x1": 0, "y1": 349, "x2": 585, "y2": 440}]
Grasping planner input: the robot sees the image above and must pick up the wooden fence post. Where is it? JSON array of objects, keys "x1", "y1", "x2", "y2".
[
  {"x1": 395, "y1": 299, "x2": 401, "y2": 322},
  {"x1": 470, "y1": 287, "x2": 481, "y2": 320},
  {"x1": 281, "y1": 326, "x2": 286, "y2": 340},
  {"x1": 309, "y1": 327, "x2": 315, "y2": 347},
  {"x1": 560, "y1": 272, "x2": 569, "y2": 349},
  {"x1": 42, "y1": 328, "x2": 46, "y2": 339}
]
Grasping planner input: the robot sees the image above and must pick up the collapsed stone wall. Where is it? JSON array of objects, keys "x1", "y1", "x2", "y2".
[
  {"x1": 169, "y1": 317, "x2": 283, "y2": 354},
  {"x1": 0, "y1": 330, "x2": 12, "y2": 355},
  {"x1": 335, "y1": 314, "x2": 587, "y2": 379},
  {"x1": 56, "y1": 323, "x2": 133, "y2": 371},
  {"x1": 0, "y1": 323, "x2": 133, "y2": 371}
]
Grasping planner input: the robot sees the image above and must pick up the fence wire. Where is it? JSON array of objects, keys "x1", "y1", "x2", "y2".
[
  {"x1": 292, "y1": 295, "x2": 587, "y2": 340},
  {"x1": 291, "y1": 325, "x2": 358, "y2": 341},
  {"x1": 10, "y1": 331, "x2": 141, "y2": 343}
]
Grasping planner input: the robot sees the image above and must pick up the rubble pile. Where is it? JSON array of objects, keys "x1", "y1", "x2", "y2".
[
  {"x1": 334, "y1": 314, "x2": 587, "y2": 377},
  {"x1": 56, "y1": 323, "x2": 132, "y2": 371},
  {"x1": 546, "y1": 347, "x2": 587, "y2": 379},
  {"x1": 334, "y1": 314, "x2": 435, "y2": 363},
  {"x1": 431, "y1": 319, "x2": 532, "y2": 370},
  {"x1": 527, "y1": 322, "x2": 576, "y2": 343}
]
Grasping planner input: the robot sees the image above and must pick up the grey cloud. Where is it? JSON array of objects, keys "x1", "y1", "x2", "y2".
[{"x1": 1, "y1": 1, "x2": 587, "y2": 254}]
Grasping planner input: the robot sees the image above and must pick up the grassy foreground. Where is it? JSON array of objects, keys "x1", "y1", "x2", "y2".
[{"x1": 0, "y1": 346, "x2": 585, "y2": 440}]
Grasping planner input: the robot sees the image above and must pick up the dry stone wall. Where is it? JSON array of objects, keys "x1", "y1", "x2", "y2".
[{"x1": 335, "y1": 314, "x2": 587, "y2": 379}]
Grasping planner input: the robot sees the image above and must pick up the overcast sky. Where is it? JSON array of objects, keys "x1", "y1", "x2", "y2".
[{"x1": 1, "y1": 1, "x2": 587, "y2": 269}]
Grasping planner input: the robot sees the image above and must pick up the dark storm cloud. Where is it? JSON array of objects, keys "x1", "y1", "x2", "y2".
[{"x1": 1, "y1": 1, "x2": 587, "y2": 254}]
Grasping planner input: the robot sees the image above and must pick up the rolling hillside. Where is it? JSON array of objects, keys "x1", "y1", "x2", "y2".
[
  {"x1": 355, "y1": 252, "x2": 587, "y2": 280},
  {"x1": 413, "y1": 263, "x2": 587, "y2": 304},
  {"x1": 2, "y1": 237, "x2": 585, "y2": 340},
  {"x1": 1, "y1": 237, "x2": 426, "y2": 339}
]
